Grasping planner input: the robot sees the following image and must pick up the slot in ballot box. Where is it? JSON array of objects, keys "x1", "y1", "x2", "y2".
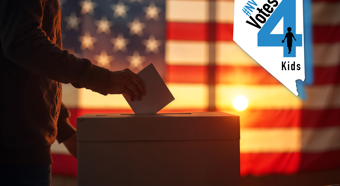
[{"x1": 77, "y1": 112, "x2": 240, "y2": 186}]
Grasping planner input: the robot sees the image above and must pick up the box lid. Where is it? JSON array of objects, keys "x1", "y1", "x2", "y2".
[{"x1": 77, "y1": 112, "x2": 239, "y2": 142}]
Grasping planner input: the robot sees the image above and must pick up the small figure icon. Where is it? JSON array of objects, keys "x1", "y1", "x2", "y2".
[{"x1": 282, "y1": 27, "x2": 296, "y2": 54}]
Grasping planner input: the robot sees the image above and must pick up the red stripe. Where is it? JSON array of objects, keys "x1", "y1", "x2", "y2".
[
  {"x1": 314, "y1": 66, "x2": 340, "y2": 85},
  {"x1": 241, "y1": 151, "x2": 340, "y2": 176},
  {"x1": 299, "y1": 150, "x2": 340, "y2": 172},
  {"x1": 165, "y1": 65, "x2": 340, "y2": 85},
  {"x1": 167, "y1": 22, "x2": 234, "y2": 41},
  {"x1": 313, "y1": 25, "x2": 340, "y2": 44},
  {"x1": 167, "y1": 22, "x2": 340, "y2": 44},
  {"x1": 166, "y1": 65, "x2": 207, "y2": 83},
  {"x1": 167, "y1": 22, "x2": 209, "y2": 41},
  {"x1": 52, "y1": 154, "x2": 77, "y2": 177},
  {"x1": 241, "y1": 153, "x2": 300, "y2": 175}
]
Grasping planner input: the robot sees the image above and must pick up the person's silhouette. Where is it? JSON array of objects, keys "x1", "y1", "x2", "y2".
[{"x1": 282, "y1": 27, "x2": 296, "y2": 54}]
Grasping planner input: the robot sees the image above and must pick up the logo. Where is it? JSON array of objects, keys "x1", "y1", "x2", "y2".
[{"x1": 234, "y1": 0, "x2": 311, "y2": 99}]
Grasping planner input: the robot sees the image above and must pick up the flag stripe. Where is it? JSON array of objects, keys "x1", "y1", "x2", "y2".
[
  {"x1": 167, "y1": 65, "x2": 340, "y2": 85},
  {"x1": 62, "y1": 84, "x2": 340, "y2": 110},
  {"x1": 241, "y1": 151, "x2": 340, "y2": 175},
  {"x1": 70, "y1": 84, "x2": 208, "y2": 110},
  {"x1": 167, "y1": 22, "x2": 340, "y2": 44},
  {"x1": 166, "y1": 0, "x2": 340, "y2": 25},
  {"x1": 299, "y1": 150, "x2": 340, "y2": 172},
  {"x1": 166, "y1": 41, "x2": 340, "y2": 67},
  {"x1": 313, "y1": 25, "x2": 340, "y2": 43},
  {"x1": 302, "y1": 127, "x2": 340, "y2": 152},
  {"x1": 52, "y1": 154, "x2": 77, "y2": 177},
  {"x1": 166, "y1": 22, "x2": 233, "y2": 41},
  {"x1": 240, "y1": 153, "x2": 300, "y2": 175},
  {"x1": 313, "y1": 2, "x2": 340, "y2": 25},
  {"x1": 240, "y1": 128, "x2": 301, "y2": 153},
  {"x1": 216, "y1": 84, "x2": 340, "y2": 110},
  {"x1": 227, "y1": 109, "x2": 340, "y2": 128}
]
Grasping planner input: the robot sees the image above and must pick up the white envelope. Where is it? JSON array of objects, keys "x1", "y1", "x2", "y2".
[{"x1": 124, "y1": 63, "x2": 175, "y2": 114}]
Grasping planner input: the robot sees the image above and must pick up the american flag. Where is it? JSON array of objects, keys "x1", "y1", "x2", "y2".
[{"x1": 51, "y1": 0, "x2": 340, "y2": 177}]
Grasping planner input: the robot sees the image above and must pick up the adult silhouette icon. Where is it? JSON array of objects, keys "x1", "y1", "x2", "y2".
[{"x1": 282, "y1": 27, "x2": 296, "y2": 54}]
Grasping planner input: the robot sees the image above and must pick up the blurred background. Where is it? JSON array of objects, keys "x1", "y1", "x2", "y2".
[{"x1": 51, "y1": 0, "x2": 340, "y2": 185}]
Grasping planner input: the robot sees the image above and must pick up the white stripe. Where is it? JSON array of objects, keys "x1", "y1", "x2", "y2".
[
  {"x1": 303, "y1": 85, "x2": 340, "y2": 109},
  {"x1": 314, "y1": 43, "x2": 340, "y2": 67},
  {"x1": 166, "y1": 1, "x2": 209, "y2": 23},
  {"x1": 216, "y1": 84, "x2": 301, "y2": 110},
  {"x1": 64, "y1": 83, "x2": 340, "y2": 110},
  {"x1": 240, "y1": 128, "x2": 301, "y2": 153},
  {"x1": 216, "y1": 1, "x2": 234, "y2": 24},
  {"x1": 216, "y1": 41, "x2": 259, "y2": 66},
  {"x1": 313, "y1": 2, "x2": 340, "y2": 25},
  {"x1": 166, "y1": 0, "x2": 340, "y2": 26},
  {"x1": 62, "y1": 84, "x2": 78, "y2": 108},
  {"x1": 164, "y1": 83, "x2": 208, "y2": 109},
  {"x1": 241, "y1": 126, "x2": 340, "y2": 153},
  {"x1": 63, "y1": 83, "x2": 208, "y2": 109},
  {"x1": 51, "y1": 141, "x2": 70, "y2": 155},
  {"x1": 166, "y1": 41, "x2": 209, "y2": 66},
  {"x1": 217, "y1": 84, "x2": 340, "y2": 110},
  {"x1": 302, "y1": 126, "x2": 340, "y2": 152},
  {"x1": 78, "y1": 91, "x2": 129, "y2": 109}
]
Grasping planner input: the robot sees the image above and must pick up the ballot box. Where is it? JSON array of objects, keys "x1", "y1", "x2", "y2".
[{"x1": 77, "y1": 112, "x2": 240, "y2": 186}]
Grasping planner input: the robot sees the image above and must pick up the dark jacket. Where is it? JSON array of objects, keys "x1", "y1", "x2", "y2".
[{"x1": 0, "y1": 0, "x2": 109, "y2": 165}]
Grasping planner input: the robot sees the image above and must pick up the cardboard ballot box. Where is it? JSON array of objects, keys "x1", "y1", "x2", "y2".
[{"x1": 77, "y1": 112, "x2": 240, "y2": 186}]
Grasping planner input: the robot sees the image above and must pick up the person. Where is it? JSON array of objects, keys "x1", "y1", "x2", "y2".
[
  {"x1": 282, "y1": 27, "x2": 296, "y2": 54},
  {"x1": 0, "y1": 0, "x2": 146, "y2": 185}
]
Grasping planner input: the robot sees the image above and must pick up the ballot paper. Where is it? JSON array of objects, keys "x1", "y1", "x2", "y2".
[{"x1": 124, "y1": 63, "x2": 175, "y2": 114}]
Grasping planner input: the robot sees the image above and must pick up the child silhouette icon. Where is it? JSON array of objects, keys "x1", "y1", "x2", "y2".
[{"x1": 282, "y1": 27, "x2": 296, "y2": 54}]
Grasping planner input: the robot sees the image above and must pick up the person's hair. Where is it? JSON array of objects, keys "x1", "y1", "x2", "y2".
[{"x1": 287, "y1": 27, "x2": 292, "y2": 31}]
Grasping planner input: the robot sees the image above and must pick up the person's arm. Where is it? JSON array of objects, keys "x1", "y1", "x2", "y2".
[
  {"x1": 292, "y1": 34, "x2": 296, "y2": 41},
  {"x1": 0, "y1": 0, "x2": 145, "y2": 99},
  {"x1": 56, "y1": 103, "x2": 77, "y2": 158},
  {"x1": 282, "y1": 34, "x2": 287, "y2": 42},
  {"x1": 0, "y1": 0, "x2": 108, "y2": 95}
]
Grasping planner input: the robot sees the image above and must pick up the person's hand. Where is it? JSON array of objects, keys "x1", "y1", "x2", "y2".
[
  {"x1": 108, "y1": 68, "x2": 146, "y2": 101},
  {"x1": 63, "y1": 133, "x2": 77, "y2": 158},
  {"x1": 282, "y1": 40, "x2": 284, "y2": 43}
]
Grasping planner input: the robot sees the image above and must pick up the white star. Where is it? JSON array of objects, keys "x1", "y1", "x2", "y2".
[
  {"x1": 143, "y1": 35, "x2": 161, "y2": 53},
  {"x1": 59, "y1": 0, "x2": 66, "y2": 10},
  {"x1": 78, "y1": 31, "x2": 97, "y2": 50},
  {"x1": 127, "y1": 18, "x2": 145, "y2": 36},
  {"x1": 144, "y1": 2, "x2": 161, "y2": 21},
  {"x1": 111, "y1": 1, "x2": 129, "y2": 18},
  {"x1": 79, "y1": 0, "x2": 97, "y2": 15},
  {"x1": 127, "y1": 51, "x2": 145, "y2": 70},
  {"x1": 130, "y1": 0, "x2": 142, "y2": 3},
  {"x1": 110, "y1": 33, "x2": 129, "y2": 52},
  {"x1": 64, "y1": 12, "x2": 81, "y2": 31},
  {"x1": 94, "y1": 50, "x2": 114, "y2": 69},
  {"x1": 95, "y1": 16, "x2": 113, "y2": 34}
]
